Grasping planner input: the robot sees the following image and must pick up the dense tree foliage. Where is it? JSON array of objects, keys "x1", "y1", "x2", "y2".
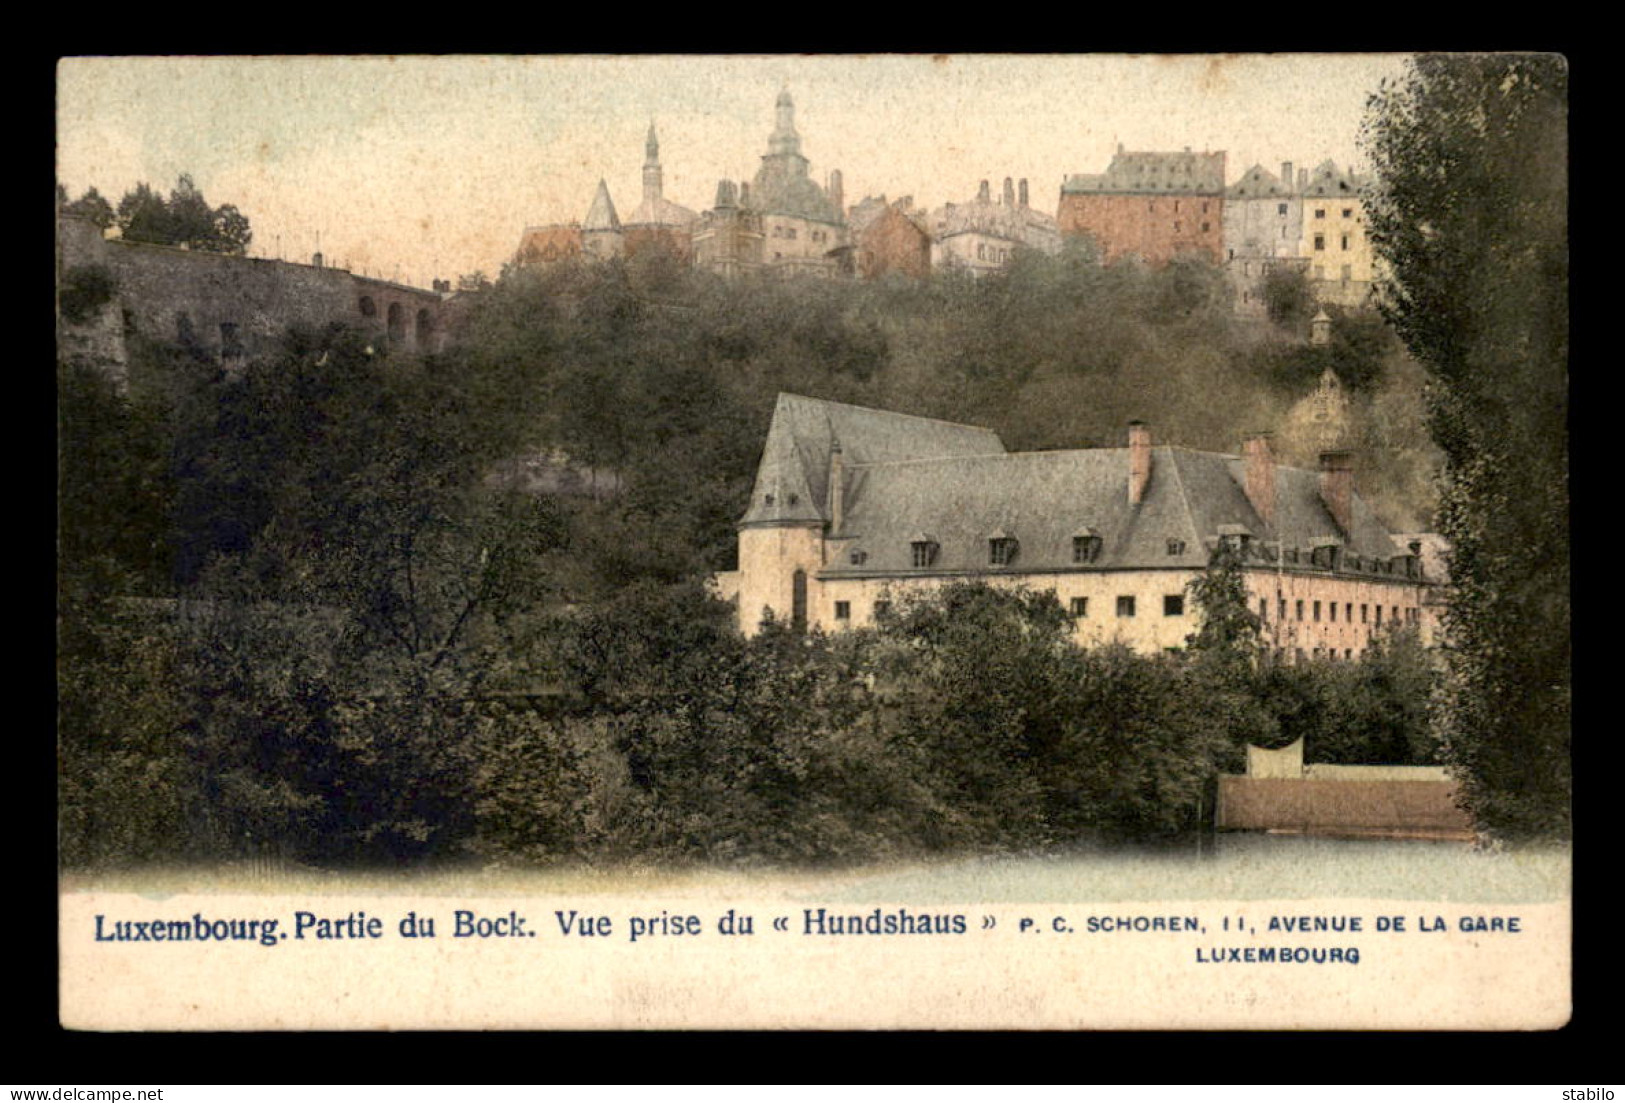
[
  {"x1": 111, "y1": 175, "x2": 253, "y2": 255},
  {"x1": 59, "y1": 184, "x2": 115, "y2": 230},
  {"x1": 1362, "y1": 53, "x2": 1569, "y2": 840},
  {"x1": 60, "y1": 232, "x2": 1447, "y2": 868}
]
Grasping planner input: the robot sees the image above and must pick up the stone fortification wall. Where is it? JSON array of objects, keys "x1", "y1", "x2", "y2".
[{"x1": 57, "y1": 215, "x2": 448, "y2": 371}]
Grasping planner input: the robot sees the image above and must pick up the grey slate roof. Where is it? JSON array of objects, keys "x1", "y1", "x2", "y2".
[
  {"x1": 1062, "y1": 149, "x2": 1227, "y2": 196},
  {"x1": 1226, "y1": 164, "x2": 1293, "y2": 199},
  {"x1": 1302, "y1": 160, "x2": 1365, "y2": 198},
  {"x1": 741, "y1": 394, "x2": 1005, "y2": 526},
  {"x1": 744, "y1": 394, "x2": 1407, "y2": 576}
]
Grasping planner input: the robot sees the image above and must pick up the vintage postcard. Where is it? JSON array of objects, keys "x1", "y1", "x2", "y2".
[{"x1": 56, "y1": 53, "x2": 1570, "y2": 1030}]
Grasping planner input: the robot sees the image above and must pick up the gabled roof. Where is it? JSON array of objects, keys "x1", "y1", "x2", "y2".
[
  {"x1": 1226, "y1": 163, "x2": 1293, "y2": 199},
  {"x1": 1302, "y1": 160, "x2": 1366, "y2": 198},
  {"x1": 741, "y1": 394, "x2": 1005, "y2": 526},
  {"x1": 626, "y1": 195, "x2": 699, "y2": 229}
]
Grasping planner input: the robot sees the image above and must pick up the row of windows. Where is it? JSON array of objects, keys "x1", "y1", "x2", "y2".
[
  {"x1": 1146, "y1": 200, "x2": 1213, "y2": 213},
  {"x1": 1261, "y1": 596, "x2": 1420, "y2": 625},
  {"x1": 1312, "y1": 208, "x2": 1356, "y2": 219},
  {"x1": 1072, "y1": 595, "x2": 1183, "y2": 618},
  {"x1": 887, "y1": 535, "x2": 1182, "y2": 569},
  {"x1": 831, "y1": 594, "x2": 1187, "y2": 622},
  {"x1": 1312, "y1": 234, "x2": 1356, "y2": 251}
]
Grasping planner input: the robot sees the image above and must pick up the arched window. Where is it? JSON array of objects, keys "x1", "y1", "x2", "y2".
[
  {"x1": 387, "y1": 302, "x2": 405, "y2": 343},
  {"x1": 358, "y1": 295, "x2": 377, "y2": 318},
  {"x1": 791, "y1": 569, "x2": 808, "y2": 632},
  {"x1": 416, "y1": 308, "x2": 433, "y2": 348}
]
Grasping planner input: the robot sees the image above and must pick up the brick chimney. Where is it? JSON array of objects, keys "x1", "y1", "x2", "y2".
[
  {"x1": 1281, "y1": 162, "x2": 1293, "y2": 192},
  {"x1": 1019, "y1": 179, "x2": 1029, "y2": 208},
  {"x1": 1318, "y1": 450, "x2": 1355, "y2": 534},
  {"x1": 1003, "y1": 177, "x2": 1015, "y2": 206},
  {"x1": 978, "y1": 180, "x2": 991, "y2": 203},
  {"x1": 1128, "y1": 422, "x2": 1152, "y2": 505},
  {"x1": 1243, "y1": 434, "x2": 1276, "y2": 526},
  {"x1": 828, "y1": 169, "x2": 844, "y2": 221}
]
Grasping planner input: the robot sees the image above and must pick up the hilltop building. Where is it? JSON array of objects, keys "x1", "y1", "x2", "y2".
[
  {"x1": 723, "y1": 394, "x2": 1434, "y2": 661},
  {"x1": 622, "y1": 124, "x2": 700, "y2": 263},
  {"x1": 1298, "y1": 160, "x2": 1376, "y2": 307},
  {"x1": 748, "y1": 89, "x2": 848, "y2": 277},
  {"x1": 693, "y1": 179, "x2": 767, "y2": 277},
  {"x1": 515, "y1": 125, "x2": 697, "y2": 269},
  {"x1": 1057, "y1": 146, "x2": 1227, "y2": 265},
  {"x1": 1222, "y1": 161, "x2": 1309, "y2": 315},
  {"x1": 847, "y1": 195, "x2": 932, "y2": 280},
  {"x1": 930, "y1": 177, "x2": 1061, "y2": 275},
  {"x1": 514, "y1": 223, "x2": 584, "y2": 266}
]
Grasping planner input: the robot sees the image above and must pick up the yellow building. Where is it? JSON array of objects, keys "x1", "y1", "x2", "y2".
[
  {"x1": 727, "y1": 394, "x2": 1434, "y2": 659},
  {"x1": 1299, "y1": 160, "x2": 1378, "y2": 308}
]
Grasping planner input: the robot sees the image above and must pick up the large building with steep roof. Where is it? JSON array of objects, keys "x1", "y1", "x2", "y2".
[
  {"x1": 748, "y1": 90, "x2": 848, "y2": 278},
  {"x1": 1057, "y1": 145, "x2": 1227, "y2": 265},
  {"x1": 726, "y1": 394, "x2": 1435, "y2": 659}
]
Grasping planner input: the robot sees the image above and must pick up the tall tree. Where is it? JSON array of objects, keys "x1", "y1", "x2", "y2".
[{"x1": 1361, "y1": 53, "x2": 1569, "y2": 840}]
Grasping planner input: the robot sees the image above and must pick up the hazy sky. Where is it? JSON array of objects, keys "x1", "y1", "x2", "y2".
[{"x1": 57, "y1": 54, "x2": 1412, "y2": 288}]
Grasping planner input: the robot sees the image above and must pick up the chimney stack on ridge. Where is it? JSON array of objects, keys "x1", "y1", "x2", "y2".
[{"x1": 1128, "y1": 422, "x2": 1153, "y2": 505}]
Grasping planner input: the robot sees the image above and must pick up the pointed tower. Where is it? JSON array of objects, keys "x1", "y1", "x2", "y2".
[
  {"x1": 769, "y1": 87, "x2": 802, "y2": 158},
  {"x1": 582, "y1": 179, "x2": 624, "y2": 261},
  {"x1": 643, "y1": 122, "x2": 663, "y2": 206}
]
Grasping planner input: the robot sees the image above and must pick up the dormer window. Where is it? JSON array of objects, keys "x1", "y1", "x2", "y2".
[
  {"x1": 1166, "y1": 539, "x2": 1187, "y2": 557},
  {"x1": 849, "y1": 549, "x2": 868, "y2": 566},
  {"x1": 1072, "y1": 528, "x2": 1103, "y2": 564},
  {"x1": 764, "y1": 493, "x2": 775, "y2": 506},
  {"x1": 1310, "y1": 542, "x2": 1342, "y2": 571},
  {"x1": 1217, "y1": 525, "x2": 1252, "y2": 556},
  {"x1": 910, "y1": 535, "x2": 939, "y2": 569},
  {"x1": 988, "y1": 530, "x2": 1019, "y2": 567}
]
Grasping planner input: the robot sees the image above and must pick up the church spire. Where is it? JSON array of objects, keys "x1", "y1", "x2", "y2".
[{"x1": 642, "y1": 122, "x2": 663, "y2": 204}]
